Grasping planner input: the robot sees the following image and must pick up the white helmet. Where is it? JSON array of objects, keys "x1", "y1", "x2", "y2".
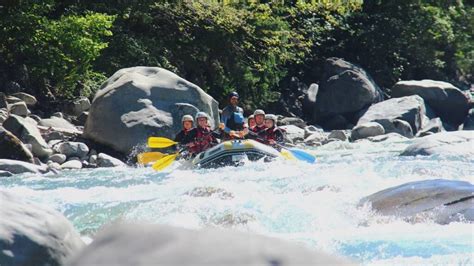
[
  {"x1": 248, "y1": 114, "x2": 255, "y2": 120},
  {"x1": 265, "y1": 114, "x2": 277, "y2": 124},
  {"x1": 253, "y1": 109, "x2": 265, "y2": 116},
  {"x1": 181, "y1": 115, "x2": 194, "y2": 123},
  {"x1": 195, "y1": 111, "x2": 209, "y2": 121}
]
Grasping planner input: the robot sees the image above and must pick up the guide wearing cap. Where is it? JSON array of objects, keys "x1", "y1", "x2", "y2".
[{"x1": 220, "y1": 91, "x2": 245, "y2": 139}]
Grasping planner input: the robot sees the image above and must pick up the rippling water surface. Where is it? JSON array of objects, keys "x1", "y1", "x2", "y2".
[{"x1": 1, "y1": 138, "x2": 473, "y2": 265}]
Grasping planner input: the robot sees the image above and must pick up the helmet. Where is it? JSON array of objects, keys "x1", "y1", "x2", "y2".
[
  {"x1": 195, "y1": 111, "x2": 209, "y2": 121},
  {"x1": 181, "y1": 115, "x2": 194, "y2": 123},
  {"x1": 248, "y1": 114, "x2": 255, "y2": 120},
  {"x1": 253, "y1": 109, "x2": 265, "y2": 116},
  {"x1": 228, "y1": 91, "x2": 239, "y2": 99},
  {"x1": 265, "y1": 114, "x2": 277, "y2": 124}
]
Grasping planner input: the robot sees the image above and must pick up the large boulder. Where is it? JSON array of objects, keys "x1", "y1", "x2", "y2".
[
  {"x1": 360, "y1": 179, "x2": 474, "y2": 224},
  {"x1": 400, "y1": 131, "x2": 474, "y2": 157},
  {"x1": 0, "y1": 190, "x2": 84, "y2": 265},
  {"x1": 3, "y1": 115, "x2": 53, "y2": 158},
  {"x1": 356, "y1": 95, "x2": 427, "y2": 136},
  {"x1": 84, "y1": 67, "x2": 219, "y2": 154},
  {"x1": 351, "y1": 122, "x2": 385, "y2": 141},
  {"x1": 0, "y1": 126, "x2": 34, "y2": 163},
  {"x1": 392, "y1": 80, "x2": 470, "y2": 126},
  {"x1": 0, "y1": 159, "x2": 47, "y2": 174},
  {"x1": 67, "y1": 224, "x2": 352, "y2": 266},
  {"x1": 302, "y1": 83, "x2": 318, "y2": 118},
  {"x1": 312, "y1": 58, "x2": 383, "y2": 123}
]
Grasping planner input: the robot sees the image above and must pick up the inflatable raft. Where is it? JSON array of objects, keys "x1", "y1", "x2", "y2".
[{"x1": 192, "y1": 139, "x2": 291, "y2": 168}]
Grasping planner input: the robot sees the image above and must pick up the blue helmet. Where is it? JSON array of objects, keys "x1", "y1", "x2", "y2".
[{"x1": 228, "y1": 91, "x2": 239, "y2": 99}]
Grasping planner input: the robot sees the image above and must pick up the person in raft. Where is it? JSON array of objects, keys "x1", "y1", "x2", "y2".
[
  {"x1": 246, "y1": 109, "x2": 267, "y2": 143},
  {"x1": 247, "y1": 114, "x2": 256, "y2": 130},
  {"x1": 263, "y1": 114, "x2": 285, "y2": 149},
  {"x1": 186, "y1": 112, "x2": 221, "y2": 155},
  {"x1": 174, "y1": 115, "x2": 196, "y2": 145},
  {"x1": 220, "y1": 91, "x2": 247, "y2": 139}
]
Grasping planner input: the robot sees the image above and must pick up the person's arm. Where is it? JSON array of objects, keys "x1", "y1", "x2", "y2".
[{"x1": 221, "y1": 107, "x2": 233, "y2": 133}]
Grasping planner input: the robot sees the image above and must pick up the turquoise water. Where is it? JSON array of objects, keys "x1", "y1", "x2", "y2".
[{"x1": 1, "y1": 139, "x2": 473, "y2": 265}]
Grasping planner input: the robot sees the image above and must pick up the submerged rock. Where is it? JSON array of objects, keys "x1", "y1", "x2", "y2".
[
  {"x1": 84, "y1": 67, "x2": 219, "y2": 154},
  {"x1": 360, "y1": 179, "x2": 474, "y2": 224},
  {"x1": 0, "y1": 159, "x2": 47, "y2": 174},
  {"x1": 0, "y1": 190, "x2": 84, "y2": 265},
  {"x1": 185, "y1": 187, "x2": 234, "y2": 200},
  {"x1": 67, "y1": 224, "x2": 353, "y2": 266},
  {"x1": 351, "y1": 122, "x2": 385, "y2": 141},
  {"x1": 400, "y1": 131, "x2": 474, "y2": 157}
]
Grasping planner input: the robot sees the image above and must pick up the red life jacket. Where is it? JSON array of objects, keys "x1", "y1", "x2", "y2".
[
  {"x1": 189, "y1": 126, "x2": 216, "y2": 154},
  {"x1": 265, "y1": 127, "x2": 285, "y2": 144},
  {"x1": 251, "y1": 124, "x2": 266, "y2": 133},
  {"x1": 250, "y1": 124, "x2": 267, "y2": 143}
]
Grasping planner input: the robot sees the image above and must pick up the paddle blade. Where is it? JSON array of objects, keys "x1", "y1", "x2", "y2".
[
  {"x1": 137, "y1": 152, "x2": 166, "y2": 165},
  {"x1": 152, "y1": 153, "x2": 178, "y2": 171},
  {"x1": 288, "y1": 148, "x2": 316, "y2": 163},
  {"x1": 148, "y1": 137, "x2": 178, "y2": 148}
]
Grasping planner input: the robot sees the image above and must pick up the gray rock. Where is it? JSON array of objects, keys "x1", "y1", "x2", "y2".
[
  {"x1": 64, "y1": 97, "x2": 91, "y2": 116},
  {"x1": 303, "y1": 125, "x2": 323, "y2": 138},
  {"x1": 400, "y1": 131, "x2": 474, "y2": 157},
  {"x1": 321, "y1": 114, "x2": 351, "y2": 130},
  {"x1": 366, "y1": 132, "x2": 408, "y2": 143},
  {"x1": 48, "y1": 153, "x2": 67, "y2": 164},
  {"x1": 11, "y1": 92, "x2": 37, "y2": 107},
  {"x1": 84, "y1": 67, "x2": 220, "y2": 154},
  {"x1": 278, "y1": 117, "x2": 306, "y2": 128},
  {"x1": 357, "y1": 95, "x2": 427, "y2": 136},
  {"x1": 2, "y1": 115, "x2": 53, "y2": 158},
  {"x1": 39, "y1": 116, "x2": 77, "y2": 131},
  {"x1": 0, "y1": 159, "x2": 47, "y2": 174},
  {"x1": 60, "y1": 160, "x2": 82, "y2": 169},
  {"x1": 47, "y1": 161, "x2": 62, "y2": 171},
  {"x1": 304, "y1": 131, "x2": 327, "y2": 145},
  {"x1": 24, "y1": 116, "x2": 38, "y2": 126},
  {"x1": 89, "y1": 155, "x2": 98, "y2": 165},
  {"x1": 462, "y1": 108, "x2": 474, "y2": 130},
  {"x1": 392, "y1": 119, "x2": 414, "y2": 138},
  {"x1": 351, "y1": 122, "x2": 385, "y2": 141},
  {"x1": 0, "y1": 113, "x2": 7, "y2": 124},
  {"x1": 54, "y1": 141, "x2": 89, "y2": 159},
  {"x1": 279, "y1": 125, "x2": 305, "y2": 143},
  {"x1": 66, "y1": 224, "x2": 353, "y2": 266},
  {"x1": 312, "y1": 58, "x2": 383, "y2": 122},
  {"x1": 97, "y1": 153, "x2": 125, "y2": 167},
  {"x1": 417, "y1": 117, "x2": 445, "y2": 137},
  {"x1": 44, "y1": 131, "x2": 65, "y2": 142},
  {"x1": 392, "y1": 80, "x2": 470, "y2": 126},
  {"x1": 9, "y1": 101, "x2": 28, "y2": 117},
  {"x1": 0, "y1": 190, "x2": 84, "y2": 265},
  {"x1": 328, "y1": 130, "x2": 348, "y2": 141},
  {"x1": 28, "y1": 114, "x2": 42, "y2": 123},
  {"x1": 0, "y1": 126, "x2": 34, "y2": 162},
  {"x1": 52, "y1": 112, "x2": 64, "y2": 118},
  {"x1": 5, "y1": 96, "x2": 22, "y2": 104},
  {"x1": 360, "y1": 179, "x2": 474, "y2": 224}
]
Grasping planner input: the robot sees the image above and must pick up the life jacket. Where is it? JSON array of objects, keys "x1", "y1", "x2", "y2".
[
  {"x1": 188, "y1": 126, "x2": 216, "y2": 154},
  {"x1": 175, "y1": 128, "x2": 194, "y2": 145},
  {"x1": 250, "y1": 124, "x2": 267, "y2": 143},
  {"x1": 265, "y1": 126, "x2": 285, "y2": 144}
]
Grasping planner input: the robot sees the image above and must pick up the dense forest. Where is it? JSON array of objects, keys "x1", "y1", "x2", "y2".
[{"x1": 1, "y1": 0, "x2": 472, "y2": 110}]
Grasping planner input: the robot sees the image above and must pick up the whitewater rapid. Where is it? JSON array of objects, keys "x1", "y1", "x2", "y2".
[{"x1": 1, "y1": 138, "x2": 473, "y2": 265}]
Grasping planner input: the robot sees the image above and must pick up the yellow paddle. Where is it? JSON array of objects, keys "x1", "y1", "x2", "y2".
[
  {"x1": 137, "y1": 152, "x2": 167, "y2": 165},
  {"x1": 152, "y1": 153, "x2": 179, "y2": 171},
  {"x1": 148, "y1": 137, "x2": 178, "y2": 148}
]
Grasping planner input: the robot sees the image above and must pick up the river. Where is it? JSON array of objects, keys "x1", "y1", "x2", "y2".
[{"x1": 1, "y1": 138, "x2": 472, "y2": 265}]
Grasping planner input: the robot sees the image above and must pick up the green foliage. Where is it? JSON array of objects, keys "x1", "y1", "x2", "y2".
[{"x1": 1, "y1": 0, "x2": 472, "y2": 108}]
